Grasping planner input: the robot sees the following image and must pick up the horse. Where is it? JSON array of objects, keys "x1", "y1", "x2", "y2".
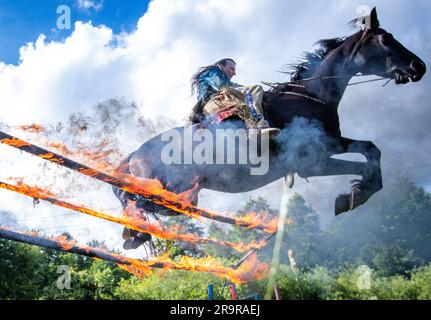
[{"x1": 114, "y1": 8, "x2": 426, "y2": 249}]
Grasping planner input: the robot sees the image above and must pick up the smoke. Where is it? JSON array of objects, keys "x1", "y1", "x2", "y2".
[
  {"x1": 0, "y1": 97, "x2": 177, "y2": 258},
  {"x1": 275, "y1": 117, "x2": 331, "y2": 176}
]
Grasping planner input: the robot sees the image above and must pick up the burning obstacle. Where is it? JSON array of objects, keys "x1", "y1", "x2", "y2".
[
  {"x1": 0, "y1": 129, "x2": 287, "y2": 283},
  {"x1": 0, "y1": 226, "x2": 268, "y2": 284},
  {"x1": 0, "y1": 179, "x2": 275, "y2": 253},
  {"x1": 0, "y1": 130, "x2": 284, "y2": 233}
]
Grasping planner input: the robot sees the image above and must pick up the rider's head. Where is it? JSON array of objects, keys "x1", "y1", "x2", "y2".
[
  {"x1": 191, "y1": 58, "x2": 237, "y2": 95},
  {"x1": 215, "y1": 58, "x2": 236, "y2": 80}
]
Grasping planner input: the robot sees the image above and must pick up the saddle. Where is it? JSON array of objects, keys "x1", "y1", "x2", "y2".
[{"x1": 194, "y1": 87, "x2": 258, "y2": 127}]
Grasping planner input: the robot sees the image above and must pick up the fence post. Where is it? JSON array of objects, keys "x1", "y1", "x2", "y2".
[
  {"x1": 274, "y1": 284, "x2": 281, "y2": 300},
  {"x1": 208, "y1": 284, "x2": 214, "y2": 300},
  {"x1": 229, "y1": 284, "x2": 237, "y2": 300}
]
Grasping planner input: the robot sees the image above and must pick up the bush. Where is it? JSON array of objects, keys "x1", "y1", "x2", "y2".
[
  {"x1": 115, "y1": 270, "x2": 242, "y2": 300},
  {"x1": 260, "y1": 263, "x2": 431, "y2": 300}
]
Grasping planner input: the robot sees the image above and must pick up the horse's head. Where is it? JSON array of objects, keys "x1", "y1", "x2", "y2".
[{"x1": 350, "y1": 8, "x2": 426, "y2": 84}]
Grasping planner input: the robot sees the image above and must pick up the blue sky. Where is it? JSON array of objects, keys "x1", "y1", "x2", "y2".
[{"x1": 0, "y1": 0, "x2": 150, "y2": 64}]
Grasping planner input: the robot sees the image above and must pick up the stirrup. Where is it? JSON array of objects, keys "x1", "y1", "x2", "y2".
[{"x1": 248, "y1": 127, "x2": 281, "y2": 138}]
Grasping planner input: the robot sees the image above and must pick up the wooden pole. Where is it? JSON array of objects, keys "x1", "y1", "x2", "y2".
[
  {"x1": 0, "y1": 130, "x2": 276, "y2": 232},
  {"x1": 229, "y1": 284, "x2": 238, "y2": 300}
]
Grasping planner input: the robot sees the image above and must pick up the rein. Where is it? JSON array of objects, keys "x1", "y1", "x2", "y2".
[
  {"x1": 268, "y1": 73, "x2": 392, "y2": 87},
  {"x1": 262, "y1": 74, "x2": 392, "y2": 107},
  {"x1": 295, "y1": 74, "x2": 392, "y2": 87}
]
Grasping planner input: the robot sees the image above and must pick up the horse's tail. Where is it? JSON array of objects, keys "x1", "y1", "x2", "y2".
[
  {"x1": 112, "y1": 153, "x2": 155, "y2": 250},
  {"x1": 112, "y1": 153, "x2": 135, "y2": 209}
]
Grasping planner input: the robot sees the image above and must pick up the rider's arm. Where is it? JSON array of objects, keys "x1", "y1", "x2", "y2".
[{"x1": 202, "y1": 67, "x2": 231, "y2": 92}]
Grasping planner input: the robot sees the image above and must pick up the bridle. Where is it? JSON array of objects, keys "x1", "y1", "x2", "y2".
[
  {"x1": 263, "y1": 28, "x2": 395, "y2": 107},
  {"x1": 263, "y1": 74, "x2": 393, "y2": 107}
]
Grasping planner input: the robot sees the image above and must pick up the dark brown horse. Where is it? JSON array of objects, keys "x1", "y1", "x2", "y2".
[{"x1": 114, "y1": 8, "x2": 426, "y2": 249}]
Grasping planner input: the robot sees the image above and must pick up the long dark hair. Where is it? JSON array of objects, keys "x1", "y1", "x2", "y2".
[{"x1": 190, "y1": 58, "x2": 236, "y2": 96}]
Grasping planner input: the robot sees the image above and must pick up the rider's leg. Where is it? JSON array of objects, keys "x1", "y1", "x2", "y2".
[
  {"x1": 243, "y1": 85, "x2": 270, "y2": 128},
  {"x1": 238, "y1": 85, "x2": 280, "y2": 136}
]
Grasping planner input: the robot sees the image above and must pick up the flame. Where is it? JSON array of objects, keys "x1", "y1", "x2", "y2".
[
  {"x1": 237, "y1": 211, "x2": 293, "y2": 234},
  {"x1": 53, "y1": 235, "x2": 78, "y2": 250},
  {"x1": 2, "y1": 179, "x2": 57, "y2": 198},
  {"x1": 116, "y1": 172, "x2": 287, "y2": 232},
  {"x1": 120, "y1": 252, "x2": 269, "y2": 284},
  {"x1": 14, "y1": 124, "x2": 45, "y2": 134},
  {"x1": 0, "y1": 137, "x2": 32, "y2": 148},
  {"x1": 0, "y1": 128, "x2": 281, "y2": 283},
  {"x1": 0, "y1": 179, "x2": 272, "y2": 253},
  {"x1": 0, "y1": 225, "x2": 269, "y2": 284},
  {"x1": 1, "y1": 130, "x2": 289, "y2": 232},
  {"x1": 12, "y1": 124, "x2": 122, "y2": 172},
  {"x1": 43, "y1": 139, "x2": 120, "y2": 172}
]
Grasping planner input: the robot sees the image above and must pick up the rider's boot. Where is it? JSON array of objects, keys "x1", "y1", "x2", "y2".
[
  {"x1": 248, "y1": 118, "x2": 281, "y2": 138},
  {"x1": 245, "y1": 86, "x2": 281, "y2": 137}
]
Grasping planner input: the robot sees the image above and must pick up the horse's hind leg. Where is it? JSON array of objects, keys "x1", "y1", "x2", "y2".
[
  {"x1": 112, "y1": 155, "x2": 154, "y2": 250},
  {"x1": 112, "y1": 185, "x2": 154, "y2": 250}
]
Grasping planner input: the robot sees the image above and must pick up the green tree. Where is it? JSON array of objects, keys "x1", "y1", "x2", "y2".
[
  {"x1": 283, "y1": 194, "x2": 321, "y2": 269},
  {"x1": 153, "y1": 214, "x2": 206, "y2": 259},
  {"x1": 0, "y1": 239, "x2": 51, "y2": 299},
  {"x1": 319, "y1": 176, "x2": 431, "y2": 275}
]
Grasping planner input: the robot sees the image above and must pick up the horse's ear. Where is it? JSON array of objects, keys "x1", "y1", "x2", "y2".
[{"x1": 369, "y1": 7, "x2": 380, "y2": 30}]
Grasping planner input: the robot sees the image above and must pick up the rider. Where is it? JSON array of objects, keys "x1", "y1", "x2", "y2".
[{"x1": 190, "y1": 58, "x2": 279, "y2": 135}]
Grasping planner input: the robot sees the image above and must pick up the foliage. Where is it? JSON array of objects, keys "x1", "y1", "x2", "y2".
[
  {"x1": 318, "y1": 176, "x2": 431, "y2": 275},
  {"x1": 115, "y1": 270, "x2": 240, "y2": 300}
]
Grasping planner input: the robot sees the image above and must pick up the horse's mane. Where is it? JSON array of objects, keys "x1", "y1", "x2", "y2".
[
  {"x1": 286, "y1": 17, "x2": 365, "y2": 81},
  {"x1": 288, "y1": 37, "x2": 347, "y2": 81}
]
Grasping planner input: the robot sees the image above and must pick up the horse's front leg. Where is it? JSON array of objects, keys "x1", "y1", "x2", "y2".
[
  {"x1": 298, "y1": 157, "x2": 373, "y2": 214},
  {"x1": 331, "y1": 137, "x2": 383, "y2": 214},
  {"x1": 337, "y1": 137, "x2": 382, "y2": 181}
]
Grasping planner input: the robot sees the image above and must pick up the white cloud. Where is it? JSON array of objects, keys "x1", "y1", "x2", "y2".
[
  {"x1": 0, "y1": 0, "x2": 429, "y2": 252},
  {"x1": 77, "y1": 0, "x2": 103, "y2": 12}
]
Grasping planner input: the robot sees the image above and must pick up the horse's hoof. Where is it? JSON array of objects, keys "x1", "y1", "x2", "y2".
[
  {"x1": 335, "y1": 194, "x2": 350, "y2": 215},
  {"x1": 122, "y1": 233, "x2": 152, "y2": 250},
  {"x1": 122, "y1": 228, "x2": 132, "y2": 240},
  {"x1": 123, "y1": 238, "x2": 136, "y2": 250}
]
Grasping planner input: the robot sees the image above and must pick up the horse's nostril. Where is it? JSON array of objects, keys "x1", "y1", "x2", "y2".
[{"x1": 411, "y1": 60, "x2": 426, "y2": 73}]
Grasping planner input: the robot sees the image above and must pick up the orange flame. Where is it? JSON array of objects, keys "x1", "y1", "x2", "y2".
[
  {"x1": 14, "y1": 124, "x2": 45, "y2": 134},
  {"x1": 12, "y1": 124, "x2": 122, "y2": 172},
  {"x1": 117, "y1": 172, "x2": 288, "y2": 232},
  {"x1": 1, "y1": 225, "x2": 269, "y2": 284},
  {"x1": 119, "y1": 252, "x2": 269, "y2": 284},
  {"x1": 0, "y1": 137, "x2": 32, "y2": 148},
  {"x1": 43, "y1": 139, "x2": 121, "y2": 172},
  {"x1": 52, "y1": 235, "x2": 79, "y2": 250},
  {"x1": 0, "y1": 179, "x2": 272, "y2": 253},
  {"x1": 1, "y1": 129, "x2": 289, "y2": 232}
]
